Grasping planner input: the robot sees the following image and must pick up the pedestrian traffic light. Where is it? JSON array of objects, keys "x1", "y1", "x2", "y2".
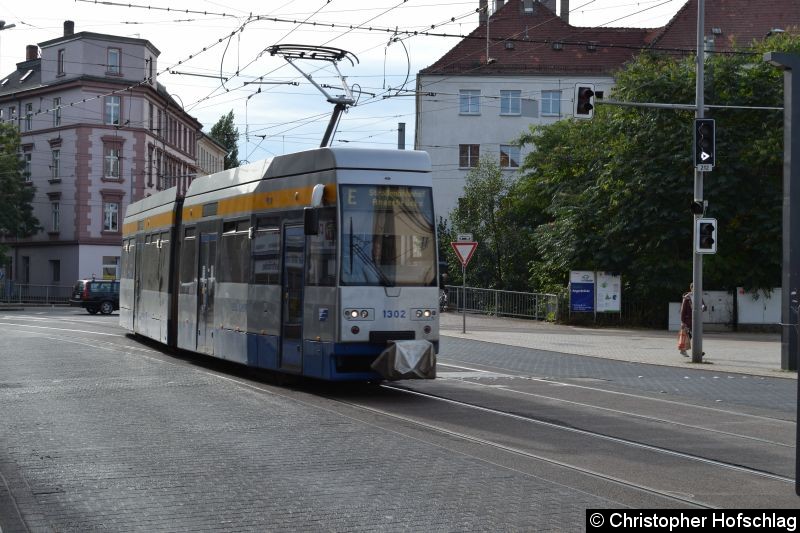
[
  {"x1": 695, "y1": 217, "x2": 717, "y2": 254},
  {"x1": 694, "y1": 118, "x2": 715, "y2": 169},
  {"x1": 574, "y1": 84, "x2": 595, "y2": 119}
]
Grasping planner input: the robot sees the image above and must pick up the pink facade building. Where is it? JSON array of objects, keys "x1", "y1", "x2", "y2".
[{"x1": 0, "y1": 21, "x2": 216, "y2": 285}]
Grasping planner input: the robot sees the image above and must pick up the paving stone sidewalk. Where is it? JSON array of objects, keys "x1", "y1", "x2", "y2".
[{"x1": 439, "y1": 311, "x2": 794, "y2": 379}]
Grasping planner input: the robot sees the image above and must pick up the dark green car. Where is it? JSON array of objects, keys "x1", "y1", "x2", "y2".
[{"x1": 69, "y1": 279, "x2": 120, "y2": 315}]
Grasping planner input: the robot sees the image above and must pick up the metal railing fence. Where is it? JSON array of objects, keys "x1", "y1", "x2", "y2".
[
  {"x1": 444, "y1": 285, "x2": 558, "y2": 321},
  {"x1": 0, "y1": 283, "x2": 73, "y2": 305}
]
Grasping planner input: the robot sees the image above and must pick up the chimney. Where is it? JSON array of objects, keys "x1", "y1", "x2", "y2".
[
  {"x1": 479, "y1": 0, "x2": 488, "y2": 24},
  {"x1": 64, "y1": 20, "x2": 74, "y2": 36},
  {"x1": 560, "y1": 0, "x2": 569, "y2": 23},
  {"x1": 26, "y1": 45, "x2": 38, "y2": 61}
]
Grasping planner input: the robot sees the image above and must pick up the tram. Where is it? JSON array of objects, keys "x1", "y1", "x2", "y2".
[{"x1": 120, "y1": 147, "x2": 439, "y2": 381}]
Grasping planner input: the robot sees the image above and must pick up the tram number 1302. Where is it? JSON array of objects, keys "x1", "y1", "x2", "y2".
[{"x1": 383, "y1": 310, "x2": 407, "y2": 319}]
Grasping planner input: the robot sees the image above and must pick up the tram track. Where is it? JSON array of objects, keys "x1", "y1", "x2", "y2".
[
  {"x1": 314, "y1": 382, "x2": 797, "y2": 508},
  {"x1": 379, "y1": 383, "x2": 795, "y2": 485}
]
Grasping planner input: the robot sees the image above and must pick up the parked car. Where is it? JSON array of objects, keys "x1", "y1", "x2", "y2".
[{"x1": 69, "y1": 279, "x2": 120, "y2": 315}]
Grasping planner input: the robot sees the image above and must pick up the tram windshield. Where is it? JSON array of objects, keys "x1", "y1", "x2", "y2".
[{"x1": 340, "y1": 184, "x2": 436, "y2": 287}]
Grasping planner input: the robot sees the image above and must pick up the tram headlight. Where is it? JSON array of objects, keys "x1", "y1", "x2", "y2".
[
  {"x1": 411, "y1": 308, "x2": 436, "y2": 321},
  {"x1": 344, "y1": 308, "x2": 374, "y2": 321}
]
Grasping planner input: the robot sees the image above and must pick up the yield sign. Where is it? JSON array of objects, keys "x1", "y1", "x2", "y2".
[{"x1": 451, "y1": 241, "x2": 478, "y2": 267}]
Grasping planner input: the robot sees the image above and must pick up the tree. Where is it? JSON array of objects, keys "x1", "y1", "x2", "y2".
[
  {"x1": 209, "y1": 110, "x2": 239, "y2": 169},
  {"x1": 447, "y1": 157, "x2": 533, "y2": 289},
  {"x1": 0, "y1": 123, "x2": 39, "y2": 261},
  {"x1": 515, "y1": 34, "x2": 796, "y2": 324}
]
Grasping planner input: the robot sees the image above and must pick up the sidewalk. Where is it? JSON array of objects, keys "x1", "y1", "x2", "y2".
[{"x1": 439, "y1": 311, "x2": 795, "y2": 379}]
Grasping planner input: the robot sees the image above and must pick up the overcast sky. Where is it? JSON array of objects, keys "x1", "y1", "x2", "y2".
[{"x1": 0, "y1": 0, "x2": 686, "y2": 160}]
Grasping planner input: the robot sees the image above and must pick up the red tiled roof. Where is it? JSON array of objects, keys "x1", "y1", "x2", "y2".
[
  {"x1": 650, "y1": 0, "x2": 800, "y2": 51},
  {"x1": 420, "y1": 0, "x2": 800, "y2": 77}
]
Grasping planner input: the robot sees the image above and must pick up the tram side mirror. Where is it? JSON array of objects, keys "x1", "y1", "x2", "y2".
[{"x1": 304, "y1": 207, "x2": 319, "y2": 235}]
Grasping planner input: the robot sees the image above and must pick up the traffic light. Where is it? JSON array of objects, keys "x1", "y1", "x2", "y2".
[
  {"x1": 695, "y1": 217, "x2": 717, "y2": 254},
  {"x1": 694, "y1": 118, "x2": 715, "y2": 169},
  {"x1": 574, "y1": 84, "x2": 595, "y2": 119}
]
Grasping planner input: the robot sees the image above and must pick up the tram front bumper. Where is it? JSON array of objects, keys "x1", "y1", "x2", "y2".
[{"x1": 370, "y1": 340, "x2": 436, "y2": 380}]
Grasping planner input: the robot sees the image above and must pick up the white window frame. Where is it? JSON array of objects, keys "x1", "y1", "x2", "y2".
[
  {"x1": 500, "y1": 90, "x2": 522, "y2": 115},
  {"x1": 105, "y1": 95, "x2": 120, "y2": 125},
  {"x1": 103, "y1": 202, "x2": 119, "y2": 232},
  {"x1": 459, "y1": 90, "x2": 481, "y2": 115},
  {"x1": 541, "y1": 90, "x2": 562, "y2": 116},
  {"x1": 104, "y1": 146, "x2": 120, "y2": 178},
  {"x1": 102, "y1": 256, "x2": 120, "y2": 279},
  {"x1": 500, "y1": 144, "x2": 521, "y2": 168}
]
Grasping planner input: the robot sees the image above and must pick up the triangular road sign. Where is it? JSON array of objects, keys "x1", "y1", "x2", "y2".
[{"x1": 451, "y1": 241, "x2": 478, "y2": 267}]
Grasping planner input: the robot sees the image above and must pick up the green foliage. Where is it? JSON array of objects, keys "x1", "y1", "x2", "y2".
[
  {"x1": 0, "y1": 123, "x2": 39, "y2": 261},
  {"x1": 447, "y1": 157, "x2": 535, "y2": 289},
  {"x1": 209, "y1": 110, "x2": 240, "y2": 169},
  {"x1": 515, "y1": 35, "x2": 797, "y2": 321}
]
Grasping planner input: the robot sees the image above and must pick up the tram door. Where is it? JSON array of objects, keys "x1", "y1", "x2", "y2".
[
  {"x1": 197, "y1": 232, "x2": 217, "y2": 354},
  {"x1": 280, "y1": 225, "x2": 305, "y2": 372}
]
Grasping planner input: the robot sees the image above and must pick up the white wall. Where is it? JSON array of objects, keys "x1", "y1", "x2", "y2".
[
  {"x1": 416, "y1": 73, "x2": 614, "y2": 219},
  {"x1": 668, "y1": 288, "x2": 782, "y2": 330},
  {"x1": 737, "y1": 288, "x2": 781, "y2": 324}
]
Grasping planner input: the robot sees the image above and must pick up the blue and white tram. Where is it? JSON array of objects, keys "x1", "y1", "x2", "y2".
[{"x1": 120, "y1": 147, "x2": 439, "y2": 381}]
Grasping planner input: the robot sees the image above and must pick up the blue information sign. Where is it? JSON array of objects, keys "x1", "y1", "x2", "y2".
[{"x1": 569, "y1": 271, "x2": 595, "y2": 313}]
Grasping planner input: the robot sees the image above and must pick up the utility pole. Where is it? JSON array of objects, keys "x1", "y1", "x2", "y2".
[{"x1": 691, "y1": 0, "x2": 706, "y2": 364}]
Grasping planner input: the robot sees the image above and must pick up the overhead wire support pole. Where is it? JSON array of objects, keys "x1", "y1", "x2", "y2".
[
  {"x1": 267, "y1": 44, "x2": 358, "y2": 148},
  {"x1": 692, "y1": 0, "x2": 705, "y2": 364}
]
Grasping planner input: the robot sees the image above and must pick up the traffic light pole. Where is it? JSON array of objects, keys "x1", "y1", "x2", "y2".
[
  {"x1": 763, "y1": 49, "x2": 800, "y2": 501},
  {"x1": 691, "y1": 0, "x2": 705, "y2": 364}
]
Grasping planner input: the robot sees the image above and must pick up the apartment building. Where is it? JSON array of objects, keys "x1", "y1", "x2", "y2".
[
  {"x1": 416, "y1": 0, "x2": 800, "y2": 219},
  {"x1": 0, "y1": 21, "x2": 209, "y2": 284}
]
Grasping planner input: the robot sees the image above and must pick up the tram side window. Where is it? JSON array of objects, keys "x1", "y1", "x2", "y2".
[
  {"x1": 180, "y1": 227, "x2": 196, "y2": 294},
  {"x1": 142, "y1": 233, "x2": 160, "y2": 291},
  {"x1": 253, "y1": 217, "x2": 280, "y2": 285},
  {"x1": 219, "y1": 220, "x2": 250, "y2": 284},
  {"x1": 306, "y1": 207, "x2": 336, "y2": 286}
]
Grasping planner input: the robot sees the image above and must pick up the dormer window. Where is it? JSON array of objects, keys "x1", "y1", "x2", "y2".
[
  {"x1": 107, "y1": 48, "x2": 121, "y2": 75},
  {"x1": 1, "y1": 78, "x2": 8, "y2": 86},
  {"x1": 20, "y1": 70, "x2": 33, "y2": 82}
]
